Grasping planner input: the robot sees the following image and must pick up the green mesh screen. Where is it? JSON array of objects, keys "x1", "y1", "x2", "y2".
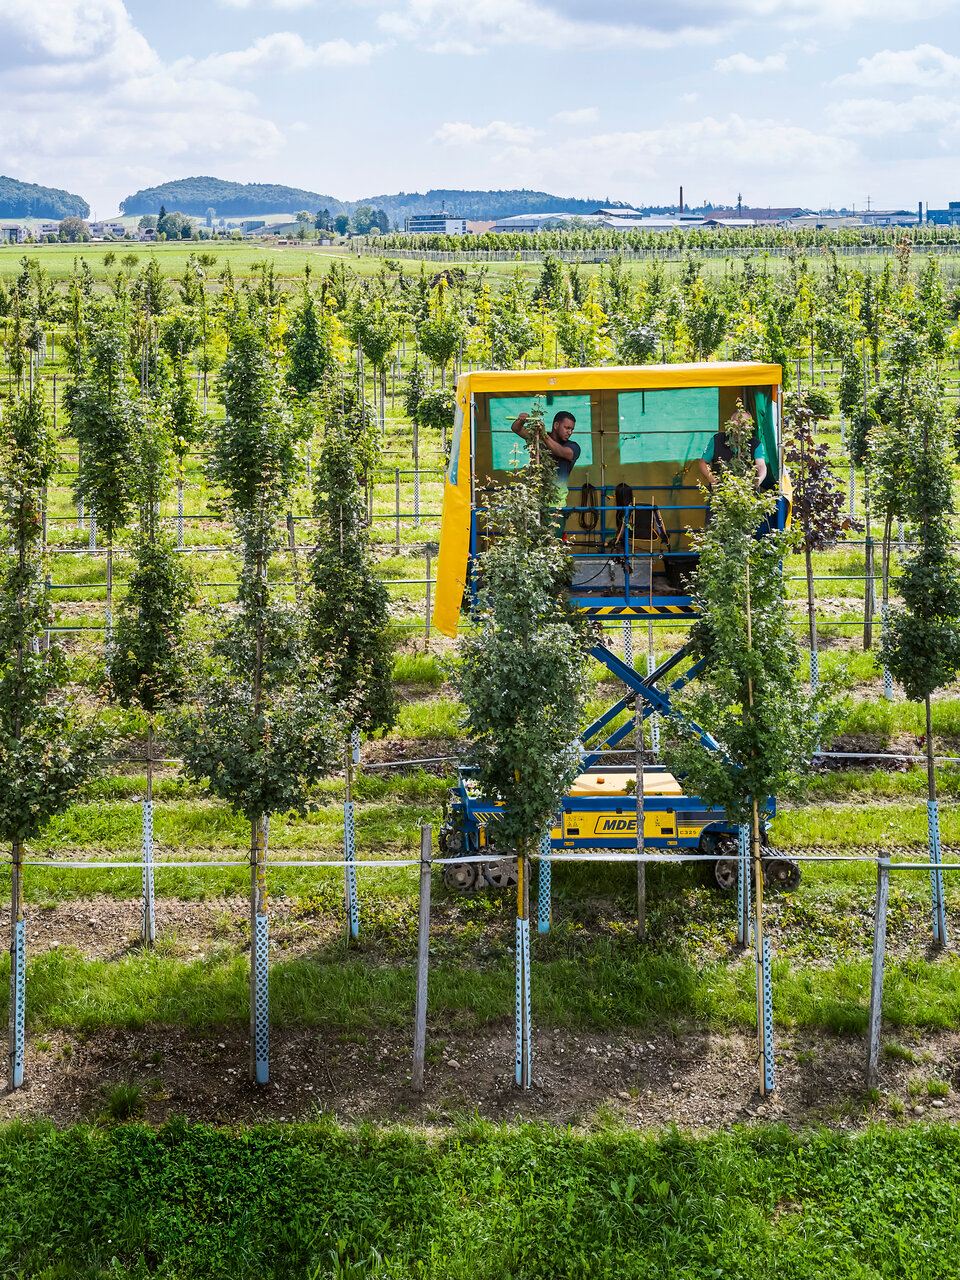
[
  {"x1": 618, "y1": 388, "x2": 719, "y2": 465},
  {"x1": 489, "y1": 394, "x2": 593, "y2": 471},
  {"x1": 754, "y1": 390, "x2": 778, "y2": 481}
]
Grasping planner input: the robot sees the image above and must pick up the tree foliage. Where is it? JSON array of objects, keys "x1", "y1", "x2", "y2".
[{"x1": 455, "y1": 401, "x2": 591, "y2": 847}]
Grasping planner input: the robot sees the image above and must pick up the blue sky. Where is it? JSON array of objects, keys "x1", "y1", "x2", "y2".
[{"x1": 0, "y1": 0, "x2": 958, "y2": 216}]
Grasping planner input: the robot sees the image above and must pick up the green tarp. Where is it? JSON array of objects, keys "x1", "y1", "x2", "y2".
[
  {"x1": 618, "y1": 388, "x2": 719, "y2": 465},
  {"x1": 489, "y1": 394, "x2": 593, "y2": 471}
]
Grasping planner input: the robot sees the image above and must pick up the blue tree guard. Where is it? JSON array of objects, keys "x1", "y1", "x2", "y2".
[
  {"x1": 253, "y1": 914, "x2": 269, "y2": 1084},
  {"x1": 538, "y1": 828, "x2": 551, "y2": 934},
  {"x1": 142, "y1": 799, "x2": 156, "y2": 946},
  {"x1": 737, "y1": 823, "x2": 752, "y2": 947},
  {"x1": 761, "y1": 935, "x2": 775, "y2": 1093},
  {"x1": 515, "y1": 915, "x2": 532, "y2": 1088},
  {"x1": 344, "y1": 800, "x2": 359, "y2": 939},
  {"x1": 10, "y1": 919, "x2": 25, "y2": 1090},
  {"x1": 928, "y1": 799, "x2": 947, "y2": 945}
]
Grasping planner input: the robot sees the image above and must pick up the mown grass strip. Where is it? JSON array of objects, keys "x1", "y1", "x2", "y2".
[{"x1": 1, "y1": 1119, "x2": 960, "y2": 1278}]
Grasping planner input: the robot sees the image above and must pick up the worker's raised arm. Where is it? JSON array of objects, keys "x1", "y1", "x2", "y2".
[
  {"x1": 697, "y1": 457, "x2": 715, "y2": 489},
  {"x1": 544, "y1": 432, "x2": 575, "y2": 463},
  {"x1": 755, "y1": 457, "x2": 768, "y2": 487},
  {"x1": 510, "y1": 413, "x2": 530, "y2": 436}
]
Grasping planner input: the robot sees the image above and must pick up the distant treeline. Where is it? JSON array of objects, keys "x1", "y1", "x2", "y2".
[
  {"x1": 118, "y1": 179, "x2": 612, "y2": 223},
  {"x1": 0, "y1": 175, "x2": 89, "y2": 220}
]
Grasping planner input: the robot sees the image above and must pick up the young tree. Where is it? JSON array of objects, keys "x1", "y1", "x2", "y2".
[
  {"x1": 0, "y1": 384, "x2": 100, "y2": 1088},
  {"x1": 455, "y1": 397, "x2": 591, "y2": 1085},
  {"x1": 783, "y1": 390, "x2": 854, "y2": 697},
  {"x1": 665, "y1": 404, "x2": 829, "y2": 1094},
  {"x1": 173, "y1": 304, "x2": 339, "y2": 1081},
  {"x1": 106, "y1": 399, "x2": 194, "y2": 944},
  {"x1": 66, "y1": 306, "x2": 141, "y2": 644},
  {"x1": 308, "y1": 376, "x2": 398, "y2": 938},
  {"x1": 881, "y1": 373, "x2": 960, "y2": 947}
]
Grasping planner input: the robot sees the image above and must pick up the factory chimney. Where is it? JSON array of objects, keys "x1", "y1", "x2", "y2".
[
  {"x1": 679, "y1": 186, "x2": 684, "y2": 214},
  {"x1": 918, "y1": 200, "x2": 923, "y2": 225}
]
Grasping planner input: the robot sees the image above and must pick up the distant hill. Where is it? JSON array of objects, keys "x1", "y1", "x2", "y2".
[
  {"x1": 119, "y1": 178, "x2": 346, "y2": 219},
  {"x1": 118, "y1": 178, "x2": 612, "y2": 223},
  {"x1": 0, "y1": 175, "x2": 89, "y2": 220},
  {"x1": 361, "y1": 190, "x2": 610, "y2": 222}
]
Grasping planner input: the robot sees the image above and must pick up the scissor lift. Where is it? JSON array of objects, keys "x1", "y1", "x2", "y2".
[{"x1": 431, "y1": 362, "x2": 800, "y2": 894}]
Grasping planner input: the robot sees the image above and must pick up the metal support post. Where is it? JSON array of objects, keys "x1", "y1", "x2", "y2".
[
  {"x1": 88, "y1": 506, "x2": 97, "y2": 552},
  {"x1": 736, "y1": 823, "x2": 752, "y2": 947},
  {"x1": 515, "y1": 853, "x2": 532, "y2": 1089},
  {"x1": 928, "y1": 799, "x2": 947, "y2": 947},
  {"x1": 177, "y1": 480, "x2": 184, "y2": 550},
  {"x1": 849, "y1": 462, "x2": 855, "y2": 520},
  {"x1": 8, "y1": 843, "x2": 25, "y2": 1090},
  {"x1": 142, "y1": 799, "x2": 156, "y2": 946},
  {"x1": 897, "y1": 519, "x2": 905, "y2": 555},
  {"x1": 412, "y1": 825, "x2": 432, "y2": 1091},
  {"x1": 865, "y1": 858, "x2": 890, "y2": 1090},
  {"x1": 249, "y1": 814, "x2": 269, "y2": 1084},
  {"x1": 538, "y1": 827, "x2": 551, "y2": 934}
]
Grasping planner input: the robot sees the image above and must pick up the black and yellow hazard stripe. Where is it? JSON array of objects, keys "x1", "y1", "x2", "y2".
[{"x1": 581, "y1": 604, "x2": 698, "y2": 618}]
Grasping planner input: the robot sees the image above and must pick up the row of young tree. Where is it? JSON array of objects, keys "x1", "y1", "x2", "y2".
[{"x1": 0, "y1": 289, "x2": 400, "y2": 1084}]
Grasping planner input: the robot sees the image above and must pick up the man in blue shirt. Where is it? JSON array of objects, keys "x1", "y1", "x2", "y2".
[
  {"x1": 511, "y1": 410, "x2": 581, "y2": 483},
  {"x1": 697, "y1": 425, "x2": 767, "y2": 491}
]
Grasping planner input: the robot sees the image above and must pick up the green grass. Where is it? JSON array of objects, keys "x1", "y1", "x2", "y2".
[
  {"x1": 7, "y1": 935, "x2": 960, "y2": 1037},
  {"x1": 2, "y1": 1119, "x2": 960, "y2": 1278}
]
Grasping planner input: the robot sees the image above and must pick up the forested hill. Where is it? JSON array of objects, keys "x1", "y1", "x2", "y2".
[
  {"x1": 0, "y1": 176, "x2": 89, "y2": 219},
  {"x1": 119, "y1": 178, "x2": 346, "y2": 218},
  {"x1": 119, "y1": 179, "x2": 610, "y2": 222},
  {"x1": 361, "y1": 190, "x2": 609, "y2": 222}
]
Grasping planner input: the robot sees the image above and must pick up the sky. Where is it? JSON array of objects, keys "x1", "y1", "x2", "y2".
[{"x1": 0, "y1": 0, "x2": 958, "y2": 217}]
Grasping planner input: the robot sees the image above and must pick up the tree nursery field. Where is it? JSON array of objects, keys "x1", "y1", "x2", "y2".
[{"x1": 2, "y1": 240, "x2": 960, "y2": 1277}]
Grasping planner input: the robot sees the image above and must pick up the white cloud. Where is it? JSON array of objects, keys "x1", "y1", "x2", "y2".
[
  {"x1": 0, "y1": 0, "x2": 287, "y2": 212},
  {"x1": 678, "y1": 92, "x2": 699, "y2": 103},
  {"x1": 432, "y1": 119, "x2": 544, "y2": 145},
  {"x1": 825, "y1": 94, "x2": 960, "y2": 136},
  {"x1": 551, "y1": 107, "x2": 599, "y2": 124},
  {"x1": 219, "y1": 0, "x2": 315, "y2": 7},
  {"x1": 715, "y1": 51, "x2": 787, "y2": 72},
  {"x1": 375, "y1": 0, "x2": 960, "y2": 55},
  {"x1": 192, "y1": 33, "x2": 380, "y2": 79},
  {"x1": 836, "y1": 44, "x2": 960, "y2": 87}
]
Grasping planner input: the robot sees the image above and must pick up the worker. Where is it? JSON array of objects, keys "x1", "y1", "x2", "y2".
[
  {"x1": 697, "y1": 404, "x2": 767, "y2": 492},
  {"x1": 511, "y1": 410, "x2": 581, "y2": 483}
]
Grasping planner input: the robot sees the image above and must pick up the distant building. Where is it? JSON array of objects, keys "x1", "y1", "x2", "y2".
[
  {"x1": 405, "y1": 214, "x2": 467, "y2": 235},
  {"x1": 927, "y1": 202, "x2": 960, "y2": 226},
  {"x1": 0, "y1": 223, "x2": 28, "y2": 244},
  {"x1": 241, "y1": 219, "x2": 266, "y2": 233},
  {"x1": 858, "y1": 209, "x2": 919, "y2": 227},
  {"x1": 90, "y1": 220, "x2": 127, "y2": 238}
]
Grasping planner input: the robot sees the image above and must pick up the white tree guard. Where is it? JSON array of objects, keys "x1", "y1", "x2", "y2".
[{"x1": 142, "y1": 799, "x2": 156, "y2": 945}]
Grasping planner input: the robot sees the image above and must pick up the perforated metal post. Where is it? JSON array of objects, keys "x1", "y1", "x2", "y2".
[
  {"x1": 646, "y1": 623, "x2": 660, "y2": 754},
  {"x1": 88, "y1": 506, "x2": 97, "y2": 552},
  {"x1": 176, "y1": 480, "x2": 184, "y2": 550},
  {"x1": 413, "y1": 422, "x2": 421, "y2": 527},
  {"x1": 839, "y1": 411, "x2": 845, "y2": 449},
  {"x1": 344, "y1": 733, "x2": 360, "y2": 940},
  {"x1": 928, "y1": 799, "x2": 947, "y2": 946},
  {"x1": 880, "y1": 605, "x2": 893, "y2": 701},
  {"x1": 141, "y1": 799, "x2": 156, "y2": 946},
  {"x1": 412, "y1": 825, "x2": 432, "y2": 1091},
  {"x1": 849, "y1": 463, "x2": 855, "y2": 520},
  {"x1": 897, "y1": 519, "x2": 905, "y2": 555},
  {"x1": 249, "y1": 814, "x2": 269, "y2": 1084},
  {"x1": 515, "y1": 854, "x2": 532, "y2": 1089},
  {"x1": 8, "y1": 844, "x2": 25, "y2": 1091},
  {"x1": 737, "y1": 832, "x2": 755, "y2": 939},
  {"x1": 538, "y1": 827, "x2": 551, "y2": 934},
  {"x1": 622, "y1": 619, "x2": 633, "y2": 668},
  {"x1": 395, "y1": 468, "x2": 401, "y2": 551},
  {"x1": 866, "y1": 858, "x2": 890, "y2": 1089},
  {"x1": 760, "y1": 936, "x2": 775, "y2": 1093}
]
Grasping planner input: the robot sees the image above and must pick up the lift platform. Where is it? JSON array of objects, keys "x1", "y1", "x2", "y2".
[{"x1": 431, "y1": 362, "x2": 799, "y2": 893}]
